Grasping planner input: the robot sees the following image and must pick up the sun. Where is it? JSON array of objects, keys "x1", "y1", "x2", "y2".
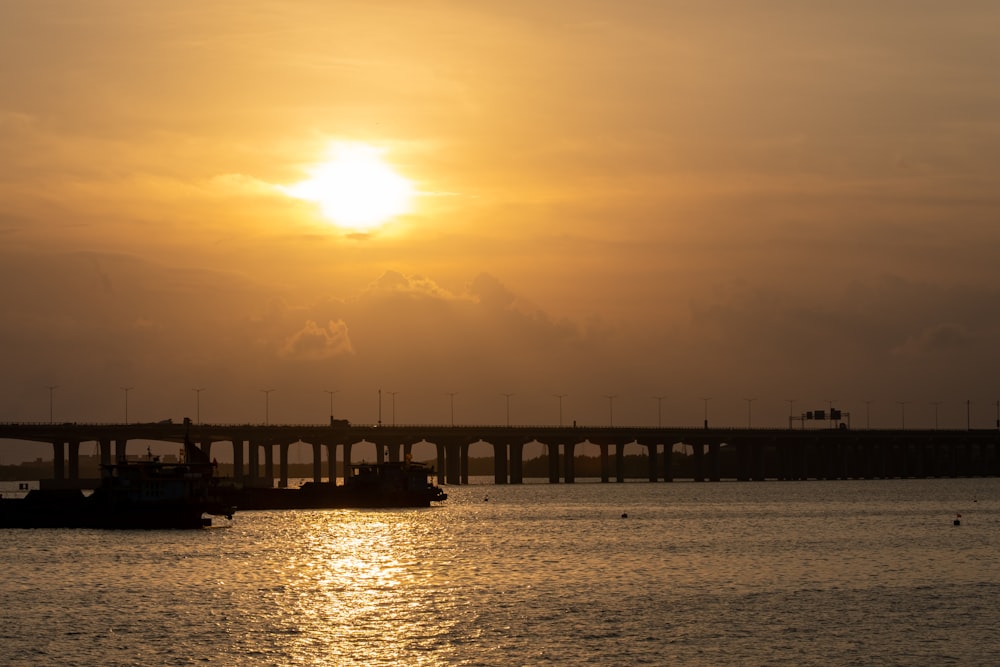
[{"x1": 281, "y1": 141, "x2": 414, "y2": 231}]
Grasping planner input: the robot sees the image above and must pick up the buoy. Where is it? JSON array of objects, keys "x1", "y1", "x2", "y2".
[
  {"x1": 484, "y1": 496, "x2": 488, "y2": 502},
  {"x1": 954, "y1": 513, "x2": 962, "y2": 526},
  {"x1": 621, "y1": 512, "x2": 628, "y2": 519}
]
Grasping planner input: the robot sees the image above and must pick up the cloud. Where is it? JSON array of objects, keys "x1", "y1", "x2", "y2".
[
  {"x1": 366, "y1": 270, "x2": 460, "y2": 300},
  {"x1": 469, "y1": 273, "x2": 516, "y2": 310},
  {"x1": 278, "y1": 319, "x2": 354, "y2": 360},
  {"x1": 891, "y1": 323, "x2": 973, "y2": 359}
]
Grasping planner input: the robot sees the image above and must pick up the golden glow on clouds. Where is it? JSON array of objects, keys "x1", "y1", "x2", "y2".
[{"x1": 280, "y1": 142, "x2": 414, "y2": 231}]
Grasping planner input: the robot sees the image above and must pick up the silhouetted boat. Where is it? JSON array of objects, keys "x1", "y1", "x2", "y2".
[
  {"x1": 0, "y1": 436, "x2": 235, "y2": 530},
  {"x1": 221, "y1": 459, "x2": 448, "y2": 510}
]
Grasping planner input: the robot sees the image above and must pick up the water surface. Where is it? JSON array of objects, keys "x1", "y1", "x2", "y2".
[{"x1": 2, "y1": 478, "x2": 998, "y2": 666}]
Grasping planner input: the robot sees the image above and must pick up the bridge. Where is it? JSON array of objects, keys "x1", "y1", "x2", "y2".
[{"x1": 1, "y1": 422, "x2": 998, "y2": 487}]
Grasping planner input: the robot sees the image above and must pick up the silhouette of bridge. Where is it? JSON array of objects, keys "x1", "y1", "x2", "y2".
[{"x1": 1, "y1": 421, "x2": 998, "y2": 487}]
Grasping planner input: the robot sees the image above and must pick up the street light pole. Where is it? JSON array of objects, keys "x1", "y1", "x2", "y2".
[
  {"x1": 192, "y1": 387, "x2": 204, "y2": 424},
  {"x1": 446, "y1": 392, "x2": 457, "y2": 426},
  {"x1": 702, "y1": 397, "x2": 710, "y2": 429},
  {"x1": 744, "y1": 398, "x2": 756, "y2": 428},
  {"x1": 653, "y1": 396, "x2": 665, "y2": 427},
  {"x1": 121, "y1": 386, "x2": 133, "y2": 424},
  {"x1": 604, "y1": 395, "x2": 617, "y2": 427},
  {"x1": 501, "y1": 393, "x2": 514, "y2": 426},
  {"x1": 389, "y1": 391, "x2": 399, "y2": 426},
  {"x1": 786, "y1": 398, "x2": 796, "y2": 429},
  {"x1": 46, "y1": 385, "x2": 58, "y2": 423},
  {"x1": 260, "y1": 389, "x2": 275, "y2": 426},
  {"x1": 323, "y1": 389, "x2": 338, "y2": 423},
  {"x1": 930, "y1": 401, "x2": 941, "y2": 430},
  {"x1": 554, "y1": 394, "x2": 566, "y2": 427},
  {"x1": 897, "y1": 401, "x2": 908, "y2": 429}
]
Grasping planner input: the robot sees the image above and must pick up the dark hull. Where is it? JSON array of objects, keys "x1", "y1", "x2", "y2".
[
  {"x1": 222, "y1": 484, "x2": 448, "y2": 510},
  {"x1": 1, "y1": 427, "x2": 235, "y2": 529},
  {"x1": 0, "y1": 491, "x2": 221, "y2": 530}
]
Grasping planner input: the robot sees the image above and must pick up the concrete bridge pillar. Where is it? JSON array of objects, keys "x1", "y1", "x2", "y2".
[
  {"x1": 875, "y1": 443, "x2": 892, "y2": 479},
  {"x1": 775, "y1": 440, "x2": 798, "y2": 480},
  {"x1": 461, "y1": 442, "x2": 470, "y2": 484},
  {"x1": 444, "y1": 442, "x2": 462, "y2": 485},
  {"x1": 895, "y1": 441, "x2": 908, "y2": 478},
  {"x1": 922, "y1": 440, "x2": 934, "y2": 477},
  {"x1": 599, "y1": 443, "x2": 609, "y2": 483},
  {"x1": 816, "y1": 441, "x2": 829, "y2": 479},
  {"x1": 99, "y1": 439, "x2": 112, "y2": 467},
  {"x1": 248, "y1": 441, "x2": 260, "y2": 482},
  {"x1": 52, "y1": 441, "x2": 65, "y2": 479},
  {"x1": 662, "y1": 443, "x2": 674, "y2": 482},
  {"x1": 796, "y1": 439, "x2": 809, "y2": 480},
  {"x1": 710, "y1": 442, "x2": 722, "y2": 482},
  {"x1": 68, "y1": 441, "x2": 80, "y2": 479},
  {"x1": 436, "y1": 442, "x2": 446, "y2": 485},
  {"x1": 837, "y1": 441, "x2": 849, "y2": 479},
  {"x1": 911, "y1": 441, "x2": 925, "y2": 478},
  {"x1": 736, "y1": 440, "x2": 750, "y2": 481},
  {"x1": 860, "y1": 440, "x2": 872, "y2": 478},
  {"x1": 263, "y1": 442, "x2": 274, "y2": 485},
  {"x1": 846, "y1": 440, "x2": 859, "y2": 478},
  {"x1": 545, "y1": 442, "x2": 560, "y2": 483},
  {"x1": 343, "y1": 442, "x2": 354, "y2": 478},
  {"x1": 841, "y1": 441, "x2": 855, "y2": 479},
  {"x1": 821, "y1": 441, "x2": 832, "y2": 479},
  {"x1": 199, "y1": 438, "x2": 213, "y2": 463},
  {"x1": 115, "y1": 438, "x2": 127, "y2": 463},
  {"x1": 494, "y1": 443, "x2": 508, "y2": 485},
  {"x1": 947, "y1": 441, "x2": 958, "y2": 477},
  {"x1": 278, "y1": 442, "x2": 290, "y2": 488},
  {"x1": 836, "y1": 440, "x2": 848, "y2": 479},
  {"x1": 647, "y1": 442, "x2": 658, "y2": 482},
  {"x1": 564, "y1": 442, "x2": 576, "y2": 483},
  {"x1": 692, "y1": 442, "x2": 705, "y2": 482},
  {"x1": 509, "y1": 442, "x2": 525, "y2": 484},
  {"x1": 315, "y1": 442, "x2": 326, "y2": 483},
  {"x1": 232, "y1": 438, "x2": 245, "y2": 480},
  {"x1": 865, "y1": 440, "x2": 882, "y2": 479},
  {"x1": 751, "y1": 441, "x2": 765, "y2": 481}
]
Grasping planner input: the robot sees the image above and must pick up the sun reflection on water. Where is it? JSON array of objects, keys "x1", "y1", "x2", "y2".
[{"x1": 234, "y1": 510, "x2": 462, "y2": 666}]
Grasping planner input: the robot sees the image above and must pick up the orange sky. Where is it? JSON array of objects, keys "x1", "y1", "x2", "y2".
[{"x1": 2, "y1": 2, "x2": 1000, "y2": 457}]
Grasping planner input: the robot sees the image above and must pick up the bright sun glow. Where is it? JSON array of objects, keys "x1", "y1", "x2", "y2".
[{"x1": 281, "y1": 142, "x2": 414, "y2": 231}]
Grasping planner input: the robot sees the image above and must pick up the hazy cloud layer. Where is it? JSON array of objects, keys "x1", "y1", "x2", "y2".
[{"x1": 2, "y1": 2, "x2": 1000, "y2": 459}]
